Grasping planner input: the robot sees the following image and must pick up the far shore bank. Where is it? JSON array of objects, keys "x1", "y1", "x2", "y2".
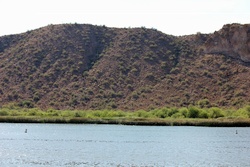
[
  {"x1": 1, "y1": 116, "x2": 250, "y2": 127},
  {"x1": 1, "y1": 104, "x2": 250, "y2": 127}
]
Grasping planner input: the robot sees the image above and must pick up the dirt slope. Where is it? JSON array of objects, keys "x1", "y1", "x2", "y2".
[{"x1": 0, "y1": 23, "x2": 249, "y2": 110}]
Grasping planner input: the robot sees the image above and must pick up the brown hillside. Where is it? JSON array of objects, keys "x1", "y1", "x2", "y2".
[{"x1": 0, "y1": 23, "x2": 249, "y2": 110}]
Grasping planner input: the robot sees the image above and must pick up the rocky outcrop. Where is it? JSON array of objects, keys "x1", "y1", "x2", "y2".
[{"x1": 203, "y1": 23, "x2": 250, "y2": 62}]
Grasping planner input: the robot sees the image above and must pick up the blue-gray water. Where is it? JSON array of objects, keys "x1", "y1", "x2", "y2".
[{"x1": 0, "y1": 124, "x2": 250, "y2": 167}]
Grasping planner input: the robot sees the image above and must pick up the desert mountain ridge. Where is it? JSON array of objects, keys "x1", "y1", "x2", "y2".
[{"x1": 0, "y1": 23, "x2": 249, "y2": 110}]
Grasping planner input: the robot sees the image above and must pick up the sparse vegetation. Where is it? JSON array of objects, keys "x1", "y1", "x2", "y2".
[{"x1": 0, "y1": 23, "x2": 249, "y2": 112}]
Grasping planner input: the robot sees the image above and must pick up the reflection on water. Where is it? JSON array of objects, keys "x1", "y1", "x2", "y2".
[{"x1": 0, "y1": 123, "x2": 250, "y2": 167}]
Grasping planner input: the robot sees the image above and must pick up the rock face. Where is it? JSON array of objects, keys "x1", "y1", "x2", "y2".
[{"x1": 203, "y1": 23, "x2": 250, "y2": 62}]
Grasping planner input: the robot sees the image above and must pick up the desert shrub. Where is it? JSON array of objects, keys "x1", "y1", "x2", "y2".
[
  {"x1": 168, "y1": 108, "x2": 179, "y2": 117},
  {"x1": 222, "y1": 109, "x2": 234, "y2": 117},
  {"x1": 46, "y1": 109, "x2": 60, "y2": 116},
  {"x1": 127, "y1": 84, "x2": 133, "y2": 90},
  {"x1": 24, "y1": 108, "x2": 43, "y2": 116},
  {"x1": 235, "y1": 89, "x2": 245, "y2": 97},
  {"x1": 135, "y1": 110, "x2": 151, "y2": 118},
  {"x1": 160, "y1": 62, "x2": 167, "y2": 69},
  {"x1": 116, "y1": 91, "x2": 123, "y2": 98},
  {"x1": 179, "y1": 107, "x2": 188, "y2": 118},
  {"x1": 232, "y1": 107, "x2": 250, "y2": 118},
  {"x1": 152, "y1": 108, "x2": 169, "y2": 118},
  {"x1": 74, "y1": 112, "x2": 81, "y2": 117},
  {"x1": 199, "y1": 110, "x2": 209, "y2": 118},
  {"x1": 0, "y1": 110, "x2": 8, "y2": 116},
  {"x1": 18, "y1": 100, "x2": 34, "y2": 108},
  {"x1": 107, "y1": 110, "x2": 126, "y2": 117},
  {"x1": 187, "y1": 106, "x2": 200, "y2": 118},
  {"x1": 245, "y1": 105, "x2": 250, "y2": 113},
  {"x1": 131, "y1": 91, "x2": 140, "y2": 99},
  {"x1": 87, "y1": 110, "x2": 126, "y2": 118},
  {"x1": 90, "y1": 110, "x2": 103, "y2": 117},
  {"x1": 9, "y1": 110, "x2": 20, "y2": 116},
  {"x1": 131, "y1": 68, "x2": 138, "y2": 73},
  {"x1": 108, "y1": 101, "x2": 117, "y2": 109},
  {"x1": 61, "y1": 110, "x2": 74, "y2": 117},
  {"x1": 208, "y1": 107, "x2": 224, "y2": 118},
  {"x1": 171, "y1": 112, "x2": 185, "y2": 118},
  {"x1": 27, "y1": 110, "x2": 37, "y2": 116},
  {"x1": 33, "y1": 93, "x2": 40, "y2": 102},
  {"x1": 170, "y1": 67, "x2": 180, "y2": 74},
  {"x1": 197, "y1": 99, "x2": 210, "y2": 108},
  {"x1": 151, "y1": 107, "x2": 179, "y2": 118},
  {"x1": 140, "y1": 86, "x2": 152, "y2": 93}
]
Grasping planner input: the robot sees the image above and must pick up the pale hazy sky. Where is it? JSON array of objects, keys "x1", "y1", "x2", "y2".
[{"x1": 1, "y1": 0, "x2": 250, "y2": 36}]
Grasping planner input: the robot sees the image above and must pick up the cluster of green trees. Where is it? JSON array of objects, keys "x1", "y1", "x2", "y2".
[{"x1": 0, "y1": 103, "x2": 250, "y2": 119}]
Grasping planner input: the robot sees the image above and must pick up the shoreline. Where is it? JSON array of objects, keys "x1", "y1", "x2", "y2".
[{"x1": 1, "y1": 116, "x2": 250, "y2": 127}]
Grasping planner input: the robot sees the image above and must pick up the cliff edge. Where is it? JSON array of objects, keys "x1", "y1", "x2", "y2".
[{"x1": 202, "y1": 23, "x2": 250, "y2": 62}]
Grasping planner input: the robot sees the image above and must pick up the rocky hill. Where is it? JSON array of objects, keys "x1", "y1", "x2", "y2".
[{"x1": 0, "y1": 23, "x2": 249, "y2": 110}]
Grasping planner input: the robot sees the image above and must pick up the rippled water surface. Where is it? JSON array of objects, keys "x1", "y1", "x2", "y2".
[{"x1": 0, "y1": 123, "x2": 250, "y2": 166}]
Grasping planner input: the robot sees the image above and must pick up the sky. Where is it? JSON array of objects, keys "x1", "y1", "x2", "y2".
[{"x1": 1, "y1": 0, "x2": 250, "y2": 36}]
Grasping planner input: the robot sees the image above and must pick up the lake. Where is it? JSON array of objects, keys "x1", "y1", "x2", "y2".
[{"x1": 0, "y1": 123, "x2": 250, "y2": 167}]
